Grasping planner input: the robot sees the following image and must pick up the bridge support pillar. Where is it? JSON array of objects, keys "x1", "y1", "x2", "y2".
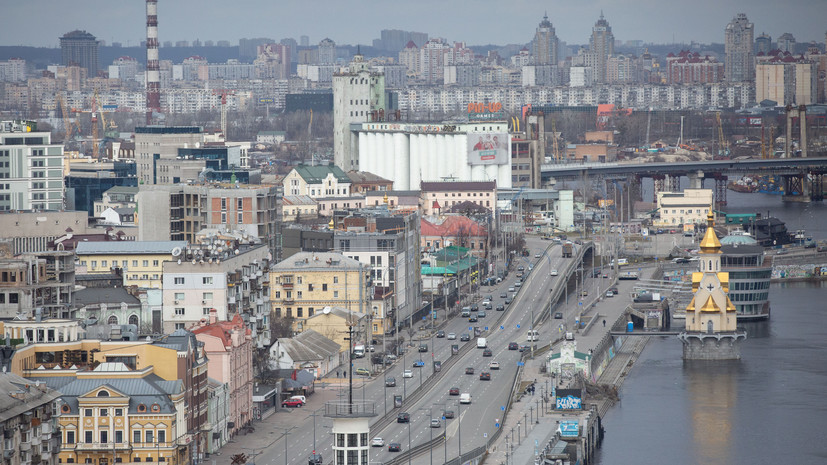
[
  {"x1": 667, "y1": 174, "x2": 680, "y2": 192},
  {"x1": 782, "y1": 173, "x2": 812, "y2": 202},
  {"x1": 714, "y1": 176, "x2": 728, "y2": 208},
  {"x1": 811, "y1": 173, "x2": 824, "y2": 201},
  {"x1": 652, "y1": 175, "x2": 665, "y2": 202},
  {"x1": 687, "y1": 171, "x2": 705, "y2": 189}
]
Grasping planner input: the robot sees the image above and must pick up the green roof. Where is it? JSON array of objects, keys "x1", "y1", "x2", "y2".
[
  {"x1": 421, "y1": 266, "x2": 457, "y2": 276},
  {"x1": 432, "y1": 245, "x2": 471, "y2": 262},
  {"x1": 293, "y1": 164, "x2": 351, "y2": 184}
]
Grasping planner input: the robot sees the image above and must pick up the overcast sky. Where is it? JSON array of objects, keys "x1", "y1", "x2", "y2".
[{"x1": 3, "y1": 0, "x2": 826, "y2": 48}]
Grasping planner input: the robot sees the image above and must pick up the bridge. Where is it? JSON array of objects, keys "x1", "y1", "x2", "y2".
[{"x1": 540, "y1": 156, "x2": 827, "y2": 205}]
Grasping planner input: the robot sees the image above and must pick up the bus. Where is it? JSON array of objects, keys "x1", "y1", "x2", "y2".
[{"x1": 526, "y1": 330, "x2": 540, "y2": 341}]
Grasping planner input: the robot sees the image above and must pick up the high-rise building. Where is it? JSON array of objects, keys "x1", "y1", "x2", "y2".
[
  {"x1": 589, "y1": 12, "x2": 614, "y2": 83},
  {"x1": 420, "y1": 38, "x2": 451, "y2": 84},
  {"x1": 134, "y1": 126, "x2": 203, "y2": 185},
  {"x1": 0, "y1": 120, "x2": 64, "y2": 211},
  {"x1": 300, "y1": 35, "x2": 309, "y2": 47},
  {"x1": 333, "y1": 52, "x2": 386, "y2": 171},
  {"x1": 531, "y1": 13, "x2": 558, "y2": 65},
  {"x1": 755, "y1": 33, "x2": 773, "y2": 55},
  {"x1": 724, "y1": 13, "x2": 755, "y2": 82},
  {"x1": 59, "y1": 30, "x2": 99, "y2": 76},
  {"x1": 318, "y1": 38, "x2": 336, "y2": 64},
  {"x1": 0, "y1": 58, "x2": 26, "y2": 82},
  {"x1": 777, "y1": 33, "x2": 796, "y2": 54},
  {"x1": 756, "y1": 52, "x2": 818, "y2": 105},
  {"x1": 398, "y1": 40, "x2": 420, "y2": 76}
]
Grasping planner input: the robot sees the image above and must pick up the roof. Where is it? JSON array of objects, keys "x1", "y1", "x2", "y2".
[
  {"x1": 420, "y1": 181, "x2": 496, "y2": 192},
  {"x1": 257, "y1": 131, "x2": 286, "y2": 136},
  {"x1": 347, "y1": 170, "x2": 392, "y2": 184},
  {"x1": 74, "y1": 287, "x2": 141, "y2": 306},
  {"x1": 271, "y1": 251, "x2": 365, "y2": 272},
  {"x1": 699, "y1": 213, "x2": 721, "y2": 252},
  {"x1": 421, "y1": 216, "x2": 488, "y2": 237},
  {"x1": 104, "y1": 186, "x2": 139, "y2": 195},
  {"x1": 291, "y1": 164, "x2": 351, "y2": 184},
  {"x1": 446, "y1": 200, "x2": 490, "y2": 214},
  {"x1": 191, "y1": 314, "x2": 250, "y2": 347},
  {"x1": 0, "y1": 373, "x2": 62, "y2": 423},
  {"x1": 282, "y1": 195, "x2": 317, "y2": 206},
  {"x1": 305, "y1": 306, "x2": 367, "y2": 324},
  {"x1": 274, "y1": 329, "x2": 341, "y2": 361},
  {"x1": 76, "y1": 240, "x2": 187, "y2": 255}
]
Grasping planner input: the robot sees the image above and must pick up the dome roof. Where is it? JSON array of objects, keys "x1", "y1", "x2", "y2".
[{"x1": 720, "y1": 233, "x2": 758, "y2": 245}]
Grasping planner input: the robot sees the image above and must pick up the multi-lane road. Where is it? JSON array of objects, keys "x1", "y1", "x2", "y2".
[{"x1": 261, "y1": 237, "x2": 605, "y2": 465}]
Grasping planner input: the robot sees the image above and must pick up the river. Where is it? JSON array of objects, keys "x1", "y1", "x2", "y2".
[{"x1": 594, "y1": 190, "x2": 827, "y2": 465}]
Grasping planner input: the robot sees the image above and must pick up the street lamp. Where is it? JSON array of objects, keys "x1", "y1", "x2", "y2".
[
  {"x1": 433, "y1": 402, "x2": 448, "y2": 465},
  {"x1": 456, "y1": 400, "x2": 463, "y2": 460},
  {"x1": 407, "y1": 419, "x2": 412, "y2": 465},
  {"x1": 418, "y1": 407, "x2": 434, "y2": 465}
]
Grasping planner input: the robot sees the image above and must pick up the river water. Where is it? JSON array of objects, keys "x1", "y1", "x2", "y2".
[{"x1": 594, "y1": 191, "x2": 827, "y2": 465}]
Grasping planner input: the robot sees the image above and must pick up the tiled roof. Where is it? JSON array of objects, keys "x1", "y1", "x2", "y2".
[
  {"x1": 277, "y1": 329, "x2": 341, "y2": 361},
  {"x1": 347, "y1": 170, "x2": 392, "y2": 184},
  {"x1": 76, "y1": 240, "x2": 187, "y2": 255}
]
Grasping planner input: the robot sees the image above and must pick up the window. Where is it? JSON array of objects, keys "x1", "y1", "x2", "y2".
[
  {"x1": 142, "y1": 260, "x2": 149, "y2": 267},
  {"x1": 100, "y1": 431, "x2": 108, "y2": 443},
  {"x1": 175, "y1": 308, "x2": 185, "y2": 316},
  {"x1": 203, "y1": 277, "x2": 213, "y2": 285},
  {"x1": 334, "y1": 277, "x2": 339, "y2": 284},
  {"x1": 158, "y1": 431, "x2": 165, "y2": 443},
  {"x1": 146, "y1": 431, "x2": 154, "y2": 443},
  {"x1": 91, "y1": 260, "x2": 98, "y2": 268},
  {"x1": 297, "y1": 308, "x2": 303, "y2": 318},
  {"x1": 202, "y1": 292, "x2": 213, "y2": 300},
  {"x1": 238, "y1": 212, "x2": 243, "y2": 223},
  {"x1": 133, "y1": 431, "x2": 141, "y2": 444},
  {"x1": 101, "y1": 260, "x2": 108, "y2": 267},
  {"x1": 67, "y1": 431, "x2": 75, "y2": 444},
  {"x1": 174, "y1": 292, "x2": 185, "y2": 300},
  {"x1": 85, "y1": 431, "x2": 93, "y2": 444},
  {"x1": 334, "y1": 291, "x2": 339, "y2": 298},
  {"x1": 175, "y1": 323, "x2": 185, "y2": 330},
  {"x1": 322, "y1": 284, "x2": 327, "y2": 291},
  {"x1": 85, "y1": 408, "x2": 93, "y2": 417},
  {"x1": 275, "y1": 291, "x2": 280, "y2": 299},
  {"x1": 297, "y1": 291, "x2": 302, "y2": 299},
  {"x1": 100, "y1": 408, "x2": 109, "y2": 416},
  {"x1": 203, "y1": 307, "x2": 210, "y2": 315},
  {"x1": 174, "y1": 277, "x2": 184, "y2": 285},
  {"x1": 153, "y1": 260, "x2": 159, "y2": 266},
  {"x1": 132, "y1": 260, "x2": 138, "y2": 267},
  {"x1": 115, "y1": 408, "x2": 123, "y2": 416}
]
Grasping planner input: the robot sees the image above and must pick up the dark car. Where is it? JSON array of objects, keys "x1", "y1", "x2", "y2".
[
  {"x1": 388, "y1": 443, "x2": 402, "y2": 452},
  {"x1": 496, "y1": 304, "x2": 505, "y2": 311},
  {"x1": 479, "y1": 372, "x2": 491, "y2": 381},
  {"x1": 436, "y1": 330, "x2": 445, "y2": 338},
  {"x1": 282, "y1": 399, "x2": 303, "y2": 408},
  {"x1": 478, "y1": 310, "x2": 487, "y2": 319},
  {"x1": 470, "y1": 304, "x2": 479, "y2": 311},
  {"x1": 518, "y1": 265, "x2": 525, "y2": 271},
  {"x1": 482, "y1": 348, "x2": 492, "y2": 357},
  {"x1": 554, "y1": 312, "x2": 563, "y2": 319},
  {"x1": 308, "y1": 455, "x2": 323, "y2": 465},
  {"x1": 468, "y1": 314, "x2": 478, "y2": 322},
  {"x1": 508, "y1": 342, "x2": 519, "y2": 350},
  {"x1": 443, "y1": 409, "x2": 455, "y2": 419},
  {"x1": 385, "y1": 377, "x2": 396, "y2": 387},
  {"x1": 465, "y1": 367, "x2": 475, "y2": 375},
  {"x1": 449, "y1": 387, "x2": 460, "y2": 396},
  {"x1": 500, "y1": 292, "x2": 507, "y2": 298},
  {"x1": 397, "y1": 412, "x2": 410, "y2": 423},
  {"x1": 418, "y1": 344, "x2": 428, "y2": 352},
  {"x1": 460, "y1": 334, "x2": 471, "y2": 342}
]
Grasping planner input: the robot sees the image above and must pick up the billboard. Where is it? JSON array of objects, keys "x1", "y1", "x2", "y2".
[
  {"x1": 559, "y1": 420, "x2": 579, "y2": 438},
  {"x1": 468, "y1": 132, "x2": 508, "y2": 165}
]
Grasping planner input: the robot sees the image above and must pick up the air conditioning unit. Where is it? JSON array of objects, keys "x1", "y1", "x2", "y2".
[
  {"x1": 174, "y1": 300, "x2": 180, "y2": 304},
  {"x1": 201, "y1": 300, "x2": 207, "y2": 304}
]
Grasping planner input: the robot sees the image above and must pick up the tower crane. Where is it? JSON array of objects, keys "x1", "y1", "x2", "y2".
[
  {"x1": 551, "y1": 117, "x2": 561, "y2": 162},
  {"x1": 212, "y1": 88, "x2": 235, "y2": 138}
]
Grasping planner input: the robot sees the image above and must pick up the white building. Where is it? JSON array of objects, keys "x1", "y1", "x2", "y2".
[
  {"x1": 570, "y1": 66, "x2": 594, "y2": 87},
  {"x1": 282, "y1": 164, "x2": 353, "y2": 199},
  {"x1": 333, "y1": 53, "x2": 386, "y2": 171},
  {"x1": 655, "y1": 189, "x2": 713, "y2": 227},
  {"x1": 0, "y1": 58, "x2": 27, "y2": 82},
  {"x1": 355, "y1": 121, "x2": 512, "y2": 191},
  {"x1": 0, "y1": 120, "x2": 64, "y2": 211}
]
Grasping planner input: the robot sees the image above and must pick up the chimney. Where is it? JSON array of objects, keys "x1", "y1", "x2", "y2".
[{"x1": 209, "y1": 308, "x2": 218, "y2": 325}]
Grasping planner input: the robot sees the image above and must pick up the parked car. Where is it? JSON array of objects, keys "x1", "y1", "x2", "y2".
[
  {"x1": 489, "y1": 361, "x2": 500, "y2": 370},
  {"x1": 465, "y1": 367, "x2": 475, "y2": 375},
  {"x1": 479, "y1": 372, "x2": 491, "y2": 381},
  {"x1": 371, "y1": 437, "x2": 385, "y2": 447},
  {"x1": 282, "y1": 399, "x2": 303, "y2": 408},
  {"x1": 289, "y1": 395, "x2": 307, "y2": 405},
  {"x1": 482, "y1": 348, "x2": 492, "y2": 357},
  {"x1": 385, "y1": 377, "x2": 396, "y2": 387},
  {"x1": 508, "y1": 342, "x2": 519, "y2": 350},
  {"x1": 388, "y1": 443, "x2": 401, "y2": 452},
  {"x1": 447, "y1": 332, "x2": 456, "y2": 340},
  {"x1": 397, "y1": 413, "x2": 410, "y2": 423},
  {"x1": 460, "y1": 333, "x2": 471, "y2": 341},
  {"x1": 449, "y1": 387, "x2": 460, "y2": 396},
  {"x1": 412, "y1": 360, "x2": 425, "y2": 367},
  {"x1": 403, "y1": 369, "x2": 413, "y2": 378},
  {"x1": 355, "y1": 368, "x2": 370, "y2": 376}
]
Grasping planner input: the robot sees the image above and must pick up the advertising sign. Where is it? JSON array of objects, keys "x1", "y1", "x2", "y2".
[
  {"x1": 559, "y1": 420, "x2": 579, "y2": 438},
  {"x1": 467, "y1": 132, "x2": 509, "y2": 165}
]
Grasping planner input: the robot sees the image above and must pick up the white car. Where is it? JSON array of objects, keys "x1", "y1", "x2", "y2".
[
  {"x1": 403, "y1": 369, "x2": 413, "y2": 378},
  {"x1": 371, "y1": 437, "x2": 384, "y2": 447},
  {"x1": 489, "y1": 361, "x2": 500, "y2": 370},
  {"x1": 550, "y1": 269, "x2": 558, "y2": 276},
  {"x1": 447, "y1": 332, "x2": 456, "y2": 340}
]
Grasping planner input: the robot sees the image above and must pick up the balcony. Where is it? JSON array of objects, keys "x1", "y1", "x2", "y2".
[
  {"x1": 74, "y1": 442, "x2": 132, "y2": 451},
  {"x1": 20, "y1": 441, "x2": 32, "y2": 452},
  {"x1": 282, "y1": 282, "x2": 293, "y2": 289}
]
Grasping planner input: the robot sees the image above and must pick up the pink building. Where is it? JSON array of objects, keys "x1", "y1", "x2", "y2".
[{"x1": 192, "y1": 311, "x2": 254, "y2": 436}]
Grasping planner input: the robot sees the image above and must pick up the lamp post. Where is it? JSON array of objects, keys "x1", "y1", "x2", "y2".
[
  {"x1": 456, "y1": 400, "x2": 463, "y2": 460},
  {"x1": 433, "y1": 402, "x2": 448, "y2": 465},
  {"x1": 407, "y1": 419, "x2": 412, "y2": 465},
  {"x1": 418, "y1": 407, "x2": 434, "y2": 465},
  {"x1": 309, "y1": 408, "x2": 322, "y2": 463}
]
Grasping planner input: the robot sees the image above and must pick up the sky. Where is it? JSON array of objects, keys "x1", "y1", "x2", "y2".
[{"x1": 2, "y1": 0, "x2": 826, "y2": 49}]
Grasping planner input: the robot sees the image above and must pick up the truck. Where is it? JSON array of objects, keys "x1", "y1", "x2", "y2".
[
  {"x1": 562, "y1": 243, "x2": 573, "y2": 258},
  {"x1": 352, "y1": 345, "x2": 365, "y2": 358}
]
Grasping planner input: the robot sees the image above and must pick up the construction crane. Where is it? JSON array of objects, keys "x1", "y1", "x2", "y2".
[
  {"x1": 715, "y1": 111, "x2": 729, "y2": 158},
  {"x1": 212, "y1": 88, "x2": 235, "y2": 139},
  {"x1": 550, "y1": 117, "x2": 561, "y2": 162},
  {"x1": 58, "y1": 93, "x2": 77, "y2": 144}
]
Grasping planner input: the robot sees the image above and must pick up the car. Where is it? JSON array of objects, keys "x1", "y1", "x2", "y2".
[
  {"x1": 308, "y1": 454, "x2": 323, "y2": 465},
  {"x1": 500, "y1": 292, "x2": 507, "y2": 298},
  {"x1": 355, "y1": 368, "x2": 370, "y2": 376},
  {"x1": 465, "y1": 367, "x2": 475, "y2": 375},
  {"x1": 535, "y1": 253, "x2": 542, "y2": 258},
  {"x1": 470, "y1": 304, "x2": 479, "y2": 311},
  {"x1": 550, "y1": 269, "x2": 558, "y2": 276},
  {"x1": 508, "y1": 287, "x2": 515, "y2": 292},
  {"x1": 478, "y1": 310, "x2": 487, "y2": 318},
  {"x1": 580, "y1": 290, "x2": 588, "y2": 297},
  {"x1": 436, "y1": 330, "x2": 445, "y2": 338},
  {"x1": 489, "y1": 361, "x2": 500, "y2": 370},
  {"x1": 496, "y1": 304, "x2": 505, "y2": 311},
  {"x1": 479, "y1": 371, "x2": 491, "y2": 381},
  {"x1": 459, "y1": 393, "x2": 471, "y2": 404},
  {"x1": 611, "y1": 287, "x2": 619, "y2": 295},
  {"x1": 403, "y1": 369, "x2": 413, "y2": 378},
  {"x1": 449, "y1": 387, "x2": 460, "y2": 396},
  {"x1": 505, "y1": 297, "x2": 512, "y2": 305},
  {"x1": 468, "y1": 314, "x2": 478, "y2": 322},
  {"x1": 385, "y1": 377, "x2": 396, "y2": 387},
  {"x1": 460, "y1": 333, "x2": 471, "y2": 342},
  {"x1": 482, "y1": 348, "x2": 492, "y2": 357},
  {"x1": 371, "y1": 437, "x2": 385, "y2": 447},
  {"x1": 518, "y1": 265, "x2": 525, "y2": 271},
  {"x1": 528, "y1": 264, "x2": 534, "y2": 271},
  {"x1": 418, "y1": 344, "x2": 428, "y2": 352},
  {"x1": 508, "y1": 342, "x2": 519, "y2": 350},
  {"x1": 602, "y1": 273, "x2": 609, "y2": 278},
  {"x1": 430, "y1": 418, "x2": 441, "y2": 428},
  {"x1": 447, "y1": 332, "x2": 456, "y2": 340},
  {"x1": 606, "y1": 290, "x2": 614, "y2": 297},
  {"x1": 289, "y1": 395, "x2": 307, "y2": 405},
  {"x1": 516, "y1": 271, "x2": 524, "y2": 278},
  {"x1": 412, "y1": 359, "x2": 425, "y2": 367},
  {"x1": 483, "y1": 302, "x2": 492, "y2": 310},
  {"x1": 388, "y1": 443, "x2": 401, "y2": 452},
  {"x1": 486, "y1": 294, "x2": 493, "y2": 301},
  {"x1": 519, "y1": 344, "x2": 530, "y2": 352},
  {"x1": 554, "y1": 312, "x2": 563, "y2": 319},
  {"x1": 282, "y1": 399, "x2": 303, "y2": 408},
  {"x1": 515, "y1": 282, "x2": 522, "y2": 288},
  {"x1": 443, "y1": 409, "x2": 455, "y2": 419},
  {"x1": 367, "y1": 345, "x2": 376, "y2": 352},
  {"x1": 385, "y1": 353, "x2": 398, "y2": 362},
  {"x1": 397, "y1": 412, "x2": 410, "y2": 423}
]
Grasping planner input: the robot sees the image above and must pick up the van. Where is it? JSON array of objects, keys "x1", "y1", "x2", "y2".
[
  {"x1": 526, "y1": 330, "x2": 539, "y2": 342},
  {"x1": 476, "y1": 337, "x2": 487, "y2": 348},
  {"x1": 461, "y1": 307, "x2": 471, "y2": 317},
  {"x1": 352, "y1": 345, "x2": 365, "y2": 358},
  {"x1": 459, "y1": 393, "x2": 471, "y2": 404}
]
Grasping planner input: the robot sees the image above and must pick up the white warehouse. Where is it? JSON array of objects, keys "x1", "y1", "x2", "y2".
[{"x1": 354, "y1": 121, "x2": 512, "y2": 191}]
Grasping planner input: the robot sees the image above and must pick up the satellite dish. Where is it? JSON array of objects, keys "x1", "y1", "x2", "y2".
[
  {"x1": 323, "y1": 307, "x2": 331, "y2": 314},
  {"x1": 171, "y1": 247, "x2": 182, "y2": 257}
]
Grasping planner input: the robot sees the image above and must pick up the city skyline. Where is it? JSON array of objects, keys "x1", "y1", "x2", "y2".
[{"x1": 3, "y1": 0, "x2": 826, "y2": 49}]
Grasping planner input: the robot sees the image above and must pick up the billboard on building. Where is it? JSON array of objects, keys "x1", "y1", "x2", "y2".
[{"x1": 467, "y1": 133, "x2": 508, "y2": 165}]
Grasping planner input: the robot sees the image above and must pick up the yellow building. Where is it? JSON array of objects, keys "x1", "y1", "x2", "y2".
[
  {"x1": 75, "y1": 241, "x2": 187, "y2": 288},
  {"x1": 300, "y1": 306, "x2": 368, "y2": 351},
  {"x1": 269, "y1": 252, "x2": 370, "y2": 331}
]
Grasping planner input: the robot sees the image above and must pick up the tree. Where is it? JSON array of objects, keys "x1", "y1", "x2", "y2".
[{"x1": 270, "y1": 313, "x2": 295, "y2": 339}]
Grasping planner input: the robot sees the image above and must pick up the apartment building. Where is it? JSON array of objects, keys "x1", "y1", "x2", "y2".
[
  {"x1": 75, "y1": 240, "x2": 186, "y2": 289},
  {"x1": 0, "y1": 372, "x2": 62, "y2": 465},
  {"x1": 0, "y1": 120, "x2": 64, "y2": 212}
]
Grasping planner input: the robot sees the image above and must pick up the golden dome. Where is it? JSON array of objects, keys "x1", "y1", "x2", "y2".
[{"x1": 699, "y1": 212, "x2": 721, "y2": 253}]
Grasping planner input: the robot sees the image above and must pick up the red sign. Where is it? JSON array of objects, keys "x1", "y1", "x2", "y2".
[{"x1": 468, "y1": 102, "x2": 502, "y2": 114}]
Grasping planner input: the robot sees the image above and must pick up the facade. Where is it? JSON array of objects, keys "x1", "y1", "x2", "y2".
[
  {"x1": 666, "y1": 51, "x2": 724, "y2": 84},
  {"x1": 0, "y1": 58, "x2": 27, "y2": 82},
  {"x1": 281, "y1": 195, "x2": 319, "y2": 222},
  {"x1": 282, "y1": 164, "x2": 353, "y2": 199},
  {"x1": 0, "y1": 249, "x2": 75, "y2": 320},
  {"x1": 355, "y1": 121, "x2": 512, "y2": 191},
  {"x1": 421, "y1": 216, "x2": 488, "y2": 258},
  {"x1": 333, "y1": 53, "x2": 387, "y2": 171},
  {"x1": 756, "y1": 54, "x2": 818, "y2": 105},
  {"x1": 316, "y1": 196, "x2": 366, "y2": 217},
  {"x1": 0, "y1": 211, "x2": 92, "y2": 255},
  {"x1": 0, "y1": 120, "x2": 64, "y2": 211},
  {"x1": 267, "y1": 328, "x2": 341, "y2": 377},
  {"x1": 346, "y1": 171, "x2": 393, "y2": 194},
  {"x1": 60, "y1": 30, "x2": 99, "y2": 76},
  {"x1": 720, "y1": 234, "x2": 771, "y2": 320},
  {"x1": 655, "y1": 189, "x2": 713, "y2": 227},
  {"x1": 755, "y1": 33, "x2": 773, "y2": 55},
  {"x1": 0, "y1": 372, "x2": 62, "y2": 465},
  {"x1": 161, "y1": 241, "x2": 271, "y2": 347},
  {"x1": 420, "y1": 181, "x2": 497, "y2": 216},
  {"x1": 298, "y1": 306, "x2": 368, "y2": 354},
  {"x1": 205, "y1": 379, "x2": 229, "y2": 454},
  {"x1": 191, "y1": 312, "x2": 254, "y2": 437},
  {"x1": 589, "y1": 13, "x2": 614, "y2": 83},
  {"x1": 318, "y1": 38, "x2": 336, "y2": 64},
  {"x1": 511, "y1": 113, "x2": 545, "y2": 188},
  {"x1": 75, "y1": 240, "x2": 186, "y2": 289},
  {"x1": 398, "y1": 41, "x2": 420, "y2": 77},
  {"x1": 777, "y1": 33, "x2": 796, "y2": 54},
  {"x1": 725, "y1": 13, "x2": 755, "y2": 82},
  {"x1": 531, "y1": 14, "x2": 559, "y2": 65},
  {"x1": 93, "y1": 186, "x2": 138, "y2": 216},
  {"x1": 269, "y1": 252, "x2": 371, "y2": 329},
  {"x1": 134, "y1": 126, "x2": 203, "y2": 185}
]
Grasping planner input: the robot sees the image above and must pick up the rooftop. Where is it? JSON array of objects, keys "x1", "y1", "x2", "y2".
[{"x1": 75, "y1": 240, "x2": 187, "y2": 255}]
